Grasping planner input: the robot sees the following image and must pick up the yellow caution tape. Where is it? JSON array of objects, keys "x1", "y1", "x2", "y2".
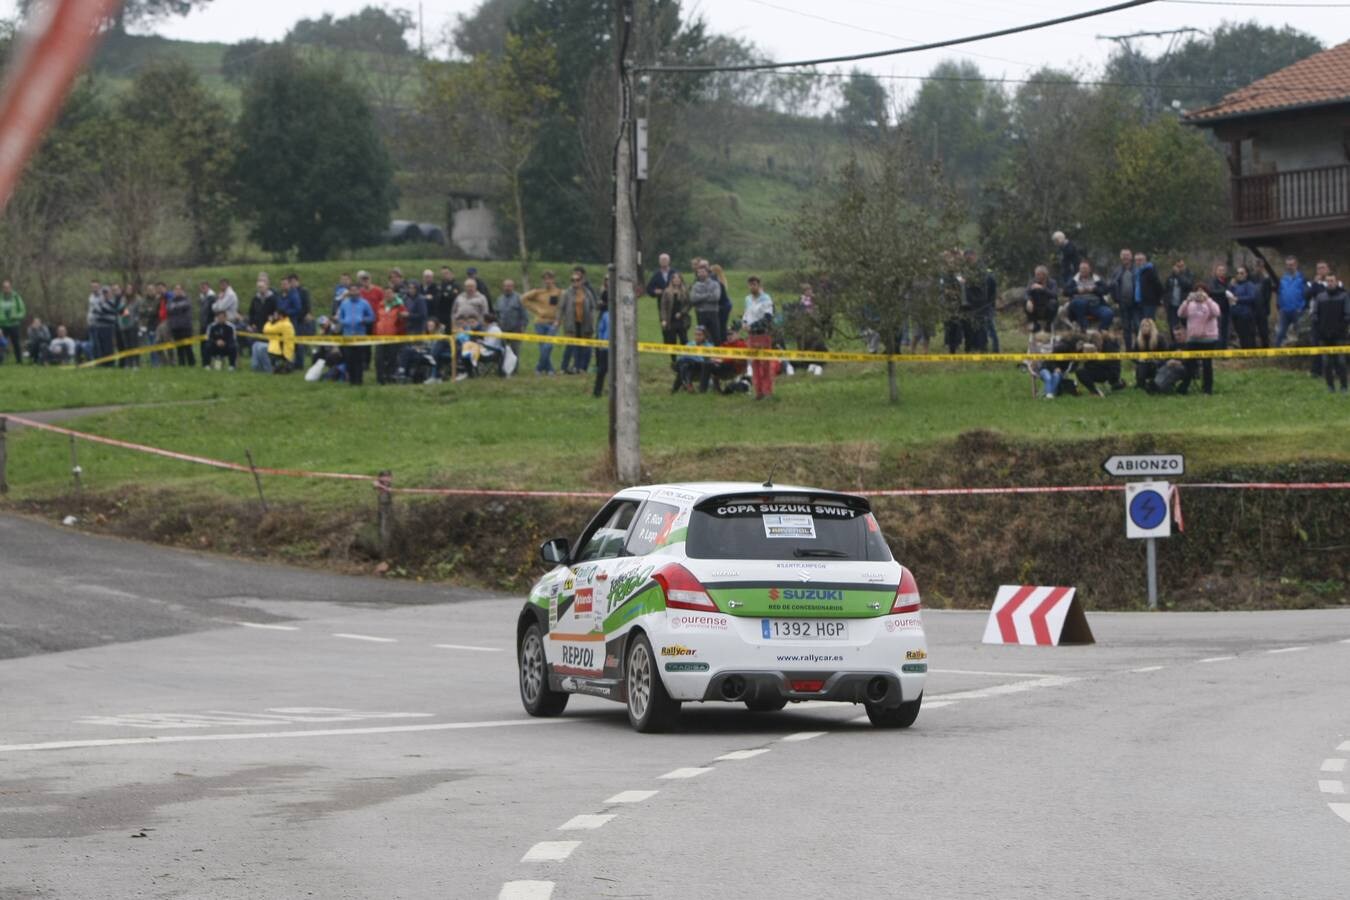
[{"x1": 75, "y1": 327, "x2": 1345, "y2": 368}]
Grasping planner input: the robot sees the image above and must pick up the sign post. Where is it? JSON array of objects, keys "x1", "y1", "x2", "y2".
[
  {"x1": 1105, "y1": 455, "x2": 1182, "y2": 610},
  {"x1": 1124, "y1": 480, "x2": 1172, "y2": 609}
]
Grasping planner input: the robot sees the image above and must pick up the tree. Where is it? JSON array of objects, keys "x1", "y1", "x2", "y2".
[
  {"x1": 1106, "y1": 22, "x2": 1321, "y2": 113},
  {"x1": 421, "y1": 31, "x2": 560, "y2": 281},
  {"x1": 120, "y1": 60, "x2": 235, "y2": 265},
  {"x1": 222, "y1": 39, "x2": 270, "y2": 85},
  {"x1": 88, "y1": 119, "x2": 187, "y2": 285},
  {"x1": 977, "y1": 69, "x2": 1120, "y2": 277},
  {"x1": 234, "y1": 51, "x2": 397, "y2": 261},
  {"x1": 18, "y1": 0, "x2": 213, "y2": 33},
  {"x1": 794, "y1": 137, "x2": 963, "y2": 403},
  {"x1": 1083, "y1": 115, "x2": 1227, "y2": 254},
  {"x1": 287, "y1": 6, "x2": 414, "y2": 54},
  {"x1": 839, "y1": 69, "x2": 889, "y2": 129},
  {"x1": 903, "y1": 60, "x2": 1010, "y2": 204},
  {"x1": 451, "y1": 0, "x2": 528, "y2": 57}
]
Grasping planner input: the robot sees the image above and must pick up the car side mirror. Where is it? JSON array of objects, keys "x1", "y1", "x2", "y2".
[{"x1": 539, "y1": 537, "x2": 570, "y2": 566}]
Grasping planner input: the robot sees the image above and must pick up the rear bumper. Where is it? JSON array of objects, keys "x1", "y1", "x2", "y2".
[{"x1": 701, "y1": 669, "x2": 909, "y2": 708}]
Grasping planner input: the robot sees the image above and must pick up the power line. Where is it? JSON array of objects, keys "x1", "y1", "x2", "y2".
[
  {"x1": 739, "y1": 0, "x2": 1037, "y2": 70},
  {"x1": 635, "y1": 0, "x2": 1161, "y2": 73},
  {"x1": 1164, "y1": 1, "x2": 1350, "y2": 6}
]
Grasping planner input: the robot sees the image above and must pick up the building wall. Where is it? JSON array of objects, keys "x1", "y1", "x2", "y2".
[{"x1": 451, "y1": 202, "x2": 497, "y2": 259}]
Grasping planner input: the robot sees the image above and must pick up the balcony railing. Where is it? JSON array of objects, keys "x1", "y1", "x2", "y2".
[{"x1": 1232, "y1": 164, "x2": 1350, "y2": 228}]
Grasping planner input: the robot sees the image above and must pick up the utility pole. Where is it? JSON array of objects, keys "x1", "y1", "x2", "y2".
[
  {"x1": 1097, "y1": 28, "x2": 1201, "y2": 118},
  {"x1": 612, "y1": 0, "x2": 641, "y2": 484}
]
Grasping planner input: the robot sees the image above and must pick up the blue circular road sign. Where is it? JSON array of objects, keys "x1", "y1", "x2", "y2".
[{"x1": 1129, "y1": 489, "x2": 1167, "y2": 530}]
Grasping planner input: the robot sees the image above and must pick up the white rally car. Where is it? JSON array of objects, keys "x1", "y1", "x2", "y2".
[{"x1": 516, "y1": 482, "x2": 927, "y2": 732}]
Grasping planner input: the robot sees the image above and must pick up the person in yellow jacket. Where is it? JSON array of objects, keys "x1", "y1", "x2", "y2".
[
  {"x1": 263, "y1": 309, "x2": 296, "y2": 374},
  {"x1": 521, "y1": 269, "x2": 562, "y2": 374}
]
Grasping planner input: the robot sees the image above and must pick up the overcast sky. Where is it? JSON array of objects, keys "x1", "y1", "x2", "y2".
[{"x1": 6, "y1": 0, "x2": 1348, "y2": 87}]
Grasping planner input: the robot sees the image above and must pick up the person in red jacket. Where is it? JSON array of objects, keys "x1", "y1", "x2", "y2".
[{"x1": 373, "y1": 294, "x2": 407, "y2": 384}]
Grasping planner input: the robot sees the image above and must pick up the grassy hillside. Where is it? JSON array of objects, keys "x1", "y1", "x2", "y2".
[{"x1": 81, "y1": 34, "x2": 848, "y2": 270}]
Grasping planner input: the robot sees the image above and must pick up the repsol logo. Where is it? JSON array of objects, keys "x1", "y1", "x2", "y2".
[
  {"x1": 560, "y1": 646, "x2": 595, "y2": 668},
  {"x1": 769, "y1": 588, "x2": 844, "y2": 602}
]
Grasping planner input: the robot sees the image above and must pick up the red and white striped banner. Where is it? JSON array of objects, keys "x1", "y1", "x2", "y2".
[
  {"x1": 0, "y1": 0, "x2": 121, "y2": 210},
  {"x1": 982, "y1": 585, "x2": 1095, "y2": 646}
]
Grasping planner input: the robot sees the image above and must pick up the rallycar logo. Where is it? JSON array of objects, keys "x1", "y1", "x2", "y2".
[
  {"x1": 660, "y1": 645, "x2": 697, "y2": 657},
  {"x1": 769, "y1": 588, "x2": 843, "y2": 602}
]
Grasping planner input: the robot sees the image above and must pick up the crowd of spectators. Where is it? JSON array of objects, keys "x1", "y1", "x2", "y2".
[
  {"x1": 1, "y1": 237, "x2": 1345, "y2": 398},
  {"x1": 1018, "y1": 235, "x2": 1347, "y2": 397}
]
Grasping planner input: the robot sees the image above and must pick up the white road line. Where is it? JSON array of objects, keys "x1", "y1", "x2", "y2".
[
  {"x1": 1330, "y1": 803, "x2": 1350, "y2": 825},
  {"x1": 927, "y1": 675, "x2": 1077, "y2": 703},
  {"x1": 559, "y1": 814, "x2": 615, "y2": 830},
  {"x1": 1340, "y1": 638, "x2": 1350, "y2": 644},
  {"x1": 1267, "y1": 646, "x2": 1309, "y2": 654},
  {"x1": 433, "y1": 643, "x2": 504, "y2": 652},
  {"x1": 659, "y1": 767, "x2": 713, "y2": 779},
  {"x1": 1318, "y1": 780, "x2": 1345, "y2": 795},
  {"x1": 1130, "y1": 666, "x2": 1166, "y2": 673},
  {"x1": 922, "y1": 700, "x2": 957, "y2": 709},
  {"x1": 332, "y1": 633, "x2": 397, "y2": 643},
  {"x1": 1199, "y1": 656, "x2": 1236, "y2": 663},
  {"x1": 929, "y1": 668, "x2": 1052, "y2": 679},
  {"x1": 236, "y1": 622, "x2": 299, "y2": 631},
  {"x1": 1322, "y1": 759, "x2": 1347, "y2": 773},
  {"x1": 716, "y1": 748, "x2": 771, "y2": 761},
  {"x1": 521, "y1": 841, "x2": 580, "y2": 862},
  {"x1": 498, "y1": 882, "x2": 554, "y2": 900},
  {"x1": 1341, "y1": 741, "x2": 1350, "y2": 753},
  {"x1": 0, "y1": 718, "x2": 570, "y2": 754},
  {"x1": 780, "y1": 731, "x2": 827, "y2": 742},
  {"x1": 605, "y1": 790, "x2": 657, "y2": 804}
]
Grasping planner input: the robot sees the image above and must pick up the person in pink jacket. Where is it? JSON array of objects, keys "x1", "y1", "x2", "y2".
[{"x1": 1179, "y1": 286, "x2": 1221, "y2": 394}]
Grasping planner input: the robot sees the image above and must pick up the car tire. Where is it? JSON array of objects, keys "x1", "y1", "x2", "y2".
[
  {"x1": 865, "y1": 693, "x2": 921, "y2": 728},
  {"x1": 744, "y1": 696, "x2": 788, "y2": 712},
  {"x1": 625, "y1": 633, "x2": 681, "y2": 733},
  {"x1": 519, "y1": 624, "x2": 568, "y2": 717}
]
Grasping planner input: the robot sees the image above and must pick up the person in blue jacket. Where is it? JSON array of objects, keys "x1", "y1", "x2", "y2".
[
  {"x1": 1276, "y1": 255, "x2": 1308, "y2": 346},
  {"x1": 336, "y1": 289, "x2": 375, "y2": 386},
  {"x1": 1228, "y1": 265, "x2": 1261, "y2": 349}
]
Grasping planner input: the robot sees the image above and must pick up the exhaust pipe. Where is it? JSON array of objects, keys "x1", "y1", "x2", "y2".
[
  {"x1": 721, "y1": 675, "x2": 747, "y2": 701},
  {"x1": 865, "y1": 676, "x2": 889, "y2": 703}
]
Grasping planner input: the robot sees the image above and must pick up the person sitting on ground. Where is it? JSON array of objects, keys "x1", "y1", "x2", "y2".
[
  {"x1": 263, "y1": 309, "x2": 295, "y2": 374},
  {"x1": 1133, "y1": 318, "x2": 1169, "y2": 390},
  {"x1": 1153, "y1": 326, "x2": 1196, "y2": 395},
  {"x1": 1075, "y1": 329, "x2": 1116, "y2": 398},
  {"x1": 44, "y1": 324, "x2": 77, "y2": 364},
  {"x1": 204, "y1": 311, "x2": 238, "y2": 370},
  {"x1": 1041, "y1": 332, "x2": 1081, "y2": 398},
  {"x1": 1066, "y1": 261, "x2": 1107, "y2": 328},
  {"x1": 25, "y1": 317, "x2": 50, "y2": 365},
  {"x1": 1025, "y1": 329, "x2": 1056, "y2": 398},
  {"x1": 672, "y1": 325, "x2": 715, "y2": 393},
  {"x1": 480, "y1": 313, "x2": 506, "y2": 375},
  {"x1": 1179, "y1": 284, "x2": 1222, "y2": 395},
  {"x1": 710, "y1": 327, "x2": 751, "y2": 394},
  {"x1": 1025, "y1": 266, "x2": 1059, "y2": 333}
]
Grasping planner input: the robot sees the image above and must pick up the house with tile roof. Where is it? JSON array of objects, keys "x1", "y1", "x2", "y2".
[{"x1": 1186, "y1": 39, "x2": 1350, "y2": 267}]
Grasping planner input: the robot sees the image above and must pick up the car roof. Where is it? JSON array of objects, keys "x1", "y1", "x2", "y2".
[{"x1": 618, "y1": 482, "x2": 865, "y2": 507}]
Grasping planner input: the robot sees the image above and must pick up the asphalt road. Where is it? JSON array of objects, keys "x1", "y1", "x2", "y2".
[{"x1": 2, "y1": 517, "x2": 1349, "y2": 899}]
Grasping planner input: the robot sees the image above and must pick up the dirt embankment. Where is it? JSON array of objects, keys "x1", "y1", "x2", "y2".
[{"x1": 9, "y1": 431, "x2": 1348, "y2": 610}]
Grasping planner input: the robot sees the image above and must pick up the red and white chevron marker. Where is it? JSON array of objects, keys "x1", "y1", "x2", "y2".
[{"x1": 981, "y1": 585, "x2": 1095, "y2": 646}]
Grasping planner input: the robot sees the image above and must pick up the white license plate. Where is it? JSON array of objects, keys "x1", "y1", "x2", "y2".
[{"x1": 761, "y1": 619, "x2": 848, "y2": 640}]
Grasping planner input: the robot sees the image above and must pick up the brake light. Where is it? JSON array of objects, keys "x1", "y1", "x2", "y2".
[
  {"x1": 891, "y1": 567, "x2": 922, "y2": 614},
  {"x1": 653, "y1": 563, "x2": 719, "y2": 612},
  {"x1": 790, "y1": 679, "x2": 826, "y2": 693}
]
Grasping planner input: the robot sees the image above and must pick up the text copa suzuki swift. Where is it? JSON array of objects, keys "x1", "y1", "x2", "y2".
[{"x1": 516, "y1": 483, "x2": 927, "y2": 732}]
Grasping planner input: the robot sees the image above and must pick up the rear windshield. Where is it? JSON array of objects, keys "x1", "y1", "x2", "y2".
[{"x1": 686, "y1": 495, "x2": 892, "y2": 561}]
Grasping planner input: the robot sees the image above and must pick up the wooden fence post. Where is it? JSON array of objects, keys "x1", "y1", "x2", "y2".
[
  {"x1": 377, "y1": 470, "x2": 393, "y2": 557},
  {"x1": 0, "y1": 416, "x2": 8, "y2": 494},
  {"x1": 68, "y1": 434, "x2": 82, "y2": 507},
  {"x1": 245, "y1": 449, "x2": 268, "y2": 515}
]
